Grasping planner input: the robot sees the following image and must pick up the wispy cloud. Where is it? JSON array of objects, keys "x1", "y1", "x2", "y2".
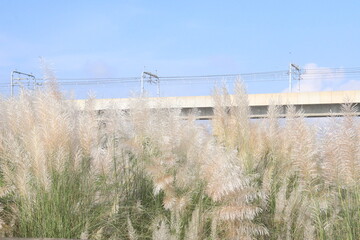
[
  {"x1": 84, "y1": 61, "x2": 114, "y2": 78},
  {"x1": 338, "y1": 80, "x2": 360, "y2": 91}
]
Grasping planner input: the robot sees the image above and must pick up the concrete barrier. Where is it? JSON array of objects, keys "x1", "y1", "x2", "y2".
[{"x1": 70, "y1": 90, "x2": 360, "y2": 119}]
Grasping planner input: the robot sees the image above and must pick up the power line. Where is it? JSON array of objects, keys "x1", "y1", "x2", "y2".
[
  {"x1": 35, "y1": 77, "x2": 140, "y2": 81},
  {"x1": 4, "y1": 67, "x2": 360, "y2": 90}
]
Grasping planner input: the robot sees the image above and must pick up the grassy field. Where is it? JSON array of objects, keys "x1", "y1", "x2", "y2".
[{"x1": 0, "y1": 82, "x2": 359, "y2": 239}]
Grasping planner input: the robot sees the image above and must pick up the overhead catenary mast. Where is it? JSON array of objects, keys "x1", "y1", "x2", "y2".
[
  {"x1": 288, "y1": 63, "x2": 301, "y2": 92},
  {"x1": 10, "y1": 70, "x2": 38, "y2": 96},
  {"x1": 140, "y1": 70, "x2": 160, "y2": 96}
]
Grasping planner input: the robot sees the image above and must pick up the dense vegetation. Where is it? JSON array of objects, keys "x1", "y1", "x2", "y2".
[{"x1": 0, "y1": 82, "x2": 359, "y2": 239}]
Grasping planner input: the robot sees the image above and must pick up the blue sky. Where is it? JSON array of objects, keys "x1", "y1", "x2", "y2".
[{"x1": 1, "y1": 0, "x2": 360, "y2": 98}]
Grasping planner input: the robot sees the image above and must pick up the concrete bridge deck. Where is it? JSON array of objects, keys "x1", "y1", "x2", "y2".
[{"x1": 73, "y1": 90, "x2": 360, "y2": 119}]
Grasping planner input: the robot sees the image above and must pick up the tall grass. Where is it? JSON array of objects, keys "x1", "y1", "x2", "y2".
[{"x1": 0, "y1": 80, "x2": 359, "y2": 239}]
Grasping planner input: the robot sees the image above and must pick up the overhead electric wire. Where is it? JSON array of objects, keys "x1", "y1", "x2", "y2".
[
  {"x1": 3, "y1": 67, "x2": 360, "y2": 89},
  {"x1": 35, "y1": 77, "x2": 140, "y2": 81}
]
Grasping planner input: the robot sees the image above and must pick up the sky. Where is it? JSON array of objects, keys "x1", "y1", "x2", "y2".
[{"x1": 1, "y1": 0, "x2": 360, "y2": 98}]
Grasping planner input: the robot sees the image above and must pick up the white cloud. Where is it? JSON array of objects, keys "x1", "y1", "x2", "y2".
[
  {"x1": 338, "y1": 80, "x2": 360, "y2": 91},
  {"x1": 84, "y1": 61, "x2": 114, "y2": 78}
]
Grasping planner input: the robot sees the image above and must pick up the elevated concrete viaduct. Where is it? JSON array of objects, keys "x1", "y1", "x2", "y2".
[{"x1": 73, "y1": 90, "x2": 360, "y2": 119}]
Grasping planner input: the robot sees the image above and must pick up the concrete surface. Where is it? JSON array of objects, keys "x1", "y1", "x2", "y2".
[{"x1": 71, "y1": 90, "x2": 360, "y2": 119}]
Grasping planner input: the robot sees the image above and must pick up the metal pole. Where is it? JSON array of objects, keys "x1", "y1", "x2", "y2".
[
  {"x1": 156, "y1": 70, "x2": 160, "y2": 97},
  {"x1": 11, "y1": 71, "x2": 14, "y2": 97},
  {"x1": 289, "y1": 63, "x2": 292, "y2": 93},
  {"x1": 33, "y1": 74, "x2": 37, "y2": 90},
  {"x1": 140, "y1": 71, "x2": 144, "y2": 96},
  {"x1": 157, "y1": 79, "x2": 160, "y2": 97}
]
